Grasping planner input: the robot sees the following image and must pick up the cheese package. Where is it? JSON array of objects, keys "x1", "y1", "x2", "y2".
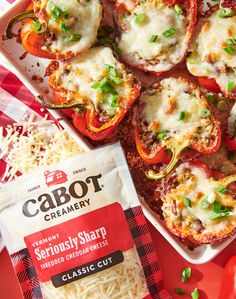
[{"x1": 0, "y1": 143, "x2": 170, "y2": 299}]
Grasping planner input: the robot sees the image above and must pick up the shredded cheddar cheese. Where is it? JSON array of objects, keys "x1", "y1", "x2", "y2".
[
  {"x1": 0, "y1": 115, "x2": 83, "y2": 182},
  {"x1": 40, "y1": 248, "x2": 148, "y2": 299}
]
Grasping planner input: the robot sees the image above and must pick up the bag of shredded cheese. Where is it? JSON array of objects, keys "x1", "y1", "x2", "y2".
[{"x1": 0, "y1": 143, "x2": 170, "y2": 299}]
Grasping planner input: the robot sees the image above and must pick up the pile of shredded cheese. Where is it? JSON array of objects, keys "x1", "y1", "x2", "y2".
[
  {"x1": 41, "y1": 248, "x2": 149, "y2": 299},
  {"x1": 0, "y1": 115, "x2": 83, "y2": 182}
]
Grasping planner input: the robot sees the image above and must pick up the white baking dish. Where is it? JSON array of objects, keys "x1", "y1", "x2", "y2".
[{"x1": 0, "y1": 0, "x2": 235, "y2": 264}]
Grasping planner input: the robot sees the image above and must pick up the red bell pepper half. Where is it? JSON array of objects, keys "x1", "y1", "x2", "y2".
[
  {"x1": 132, "y1": 77, "x2": 221, "y2": 180},
  {"x1": 5, "y1": 0, "x2": 102, "y2": 60},
  {"x1": 218, "y1": 255, "x2": 236, "y2": 299}
]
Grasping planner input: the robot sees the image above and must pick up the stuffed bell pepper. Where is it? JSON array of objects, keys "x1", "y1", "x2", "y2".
[
  {"x1": 187, "y1": 4, "x2": 236, "y2": 99},
  {"x1": 114, "y1": 0, "x2": 197, "y2": 74},
  {"x1": 6, "y1": 0, "x2": 102, "y2": 60},
  {"x1": 162, "y1": 160, "x2": 236, "y2": 244},
  {"x1": 41, "y1": 46, "x2": 141, "y2": 140},
  {"x1": 132, "y1": 77, "x2": 221, "y2": 179}
]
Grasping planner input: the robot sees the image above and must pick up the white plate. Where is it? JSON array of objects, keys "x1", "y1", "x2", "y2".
[{"x1": 0, "y1": 0, "x2": 235, "y2": 264}]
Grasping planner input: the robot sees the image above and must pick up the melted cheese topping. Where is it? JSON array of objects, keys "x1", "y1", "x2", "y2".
[
  {"x1": 187, "y1": 11, "x2": 236, "y2": 95},
  {"x1": 139, "y1": 77, "x2": 212, "y2": 143},
  {"x1": 35, "y1": 0, "x2": 102, "y2": 55},
  {"x1": 51, "y1": 47, "x2": 134, "y2": 115},
  {"x1": 118, "y1": 1, "x2": 188, "y2": 72},
  {"x1": 163, "y1": 162, "x2": 236, "y2": 236}
]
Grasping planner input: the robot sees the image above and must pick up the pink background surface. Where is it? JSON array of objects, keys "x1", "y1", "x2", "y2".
[{"x1": 0, "y1": 221, "x2": 235, "y2": 299}]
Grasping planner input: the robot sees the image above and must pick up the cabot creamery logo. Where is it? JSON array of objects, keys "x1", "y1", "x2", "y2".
[{"x1": 22, "y1": 174, "x2": 103, "y2": 221}]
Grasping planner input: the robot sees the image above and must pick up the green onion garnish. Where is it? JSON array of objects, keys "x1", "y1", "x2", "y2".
[
  {"x1": 184, "y1": 197, "x2": 192, "y2": 208},
  {"x1": 174, "y1": 4, "x2": 183, "y2": 15},
  {"x1": 47, "y1": 1, "x2": 56, "y2": 12},
  {"x1": 214, "y1": 186, "x2": 227, "y2": 194},
  {"x1": 69, "y1": 34, "x2": 82, "y2": 42},
  {"x1": 209, "y1": 201, "x2": 233, "y2": 220},
  {"x1": 33, "y1": 21, "x2": 42, "y2": 34},
  {"x1": 59, "y1": 3, "x2": 69, "y2": 13},
  {"x1": 110, "y1": 94, "x2": 119, "y2": 108},
  {"x1": 178, "y1": 111, "x2": 186, "y2": 121},
  {"x1": 110, "y1": 77, "x2": 122, "y2": 85},
  {"x1": 175, "y1": 288, "x2": 185, "y2": 295},
  {"x1": 199, "y1": 197, "x2": 209, "y2": 209},
  {"x1": 149, "y1": 34, "x2": 158, "y2": 42},
  {"x1": 199, "y1": 108, "x2": 210, "y2": 118},
  {"x1": 134, "y1": 13, "x2": 146, "y2": 25},
  {"x1": 51, "y1": 6, "x2": 62, "y2": 21},
  {"x1": 60, "y1": 22, "x2": 70, "y2": 32},
  {"x1": 105, "y1": 64, "x2": 119, "y2": 78},
  {"x1": 91, "y1": 82, "x2": 100, "y2": 89},
  {"x1": 227, "y1": 38, "x2": 236, "y2": 45},
  {"x1": 213, "y1": 201, "x2": 230, "y2": 212},
  {"x1": 218, "y1": 8, "x2": 235, "y2": 18},
  {"x1": 162, "y1": 27, "x2": 176, "y2": 38},
  {"x1": 224, "y1": 46, "x2": 235, "y2": 55},
  {"x1": 157, "y1": 132, "x2": 168, "y2": 140},
  {"x1": 187, "y1": 58, "x2": 195, "y2": 64},
  {"x1": 206, "y1": 93, "x2": 217, "y2": 105},
  {"x1": 181, "y1": 267, "x2": 191, "y2": 282},
  {"x1": 210, "y1": 211, "x2": 233, "y2": 220},
  {"x1": 228, "y1": 81, "x2": 235, "y2": 92},
  {"x1": 191, "y1": 288, "x2": 199, "y2": 299}
]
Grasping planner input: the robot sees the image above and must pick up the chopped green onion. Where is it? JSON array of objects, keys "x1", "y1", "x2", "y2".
[
  {"x1": 69, "y1": 34, "x2": 82, "y2": 42},
  {"x1": 175, "y1": 288, "x2": 185, "y2": 295},
  {"x1": 187, "y1": 58, "x2": 195, "y2": 64},
  {"x1": 105, "y1": 65, "x2": 119, "y2": 78},
  {"x1": 178, "y1": 111, "x2": 186, "y2": 121},
  {"x1": 214, "y1": 186, "x2": 227, "y2": 194},
  {"x1": 199, "y1": 108, "x2": 210, "y2": 118},
  {"x1": 33, "y1": 21, "x2": 42, "y2": 34},
  {"x1": 199, "y1": 197, "x2": 209, "y2": 209},
  {"x1": 134, "y1": 13, "x2": 146, "y2": 25},
  {"x1": 51, "y1": 6, "x2": 62, "y2": 21},
  {"x1": 209, "y1": 201, "x2": 233, "y2": 220},
  {"x1": 209, "y1": 211, "x2": 233, "y2": 220},
  {"x1": 59, "y1": 3, "x2": 69, "y2": 13},
  {"x1": 91, "y1": 82, "x2": 100, "y2": 89},
  {"x1": 213, "y1": 201, "x2": 230, "y2": 213},
  {"x1": 181, "y1": 267, "x2": 191, "y2": 282},
  {"x1": 60, "y1": 22, "x2": 70, "y2": 32},
  {"x1": 174, "y1": 4, "x2": 183, "y2": 15},
  {"x1": 227, "y1": 38, "x2": 236, "y2": 45},
  {"x1": 228, "y1": 81, "x2": 235, "y2": 92},
  {"x1": 46, "y1": 1, "x2": 56, "y2": 13},
  {"x1": 149, "y1": 34, "x2": 158, "y2": 43},
  {"x1": 110, "y1": 77, "x2": 122, "y2": 85},
  {"x1": 224, "y1": 46, "x2": 235, "y2": 55},
  {"x1": 206, "y1": 93, "x2": 217, "y2": 105},
  {"x1": 218, "y1": 8, "x2": 235, "y2": 18},
  {"x1": 184, "y1": 197, "x2": 192, "y2": 208},
  {"x1": 110, "y1": 94, "x2": 119, "y2": 108},
  {"x1": 191, "y1": 288, "x2": 199, "y2": 299},
  {"x1": 157, "y1": 132, "x2": 168, "y2": 140},
  {"x1": 99, "y1": 77, "x2": 116, "y2": 93},
  {"x1": 162, "y1": 27, "x2": 176, "y2": 38}
]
